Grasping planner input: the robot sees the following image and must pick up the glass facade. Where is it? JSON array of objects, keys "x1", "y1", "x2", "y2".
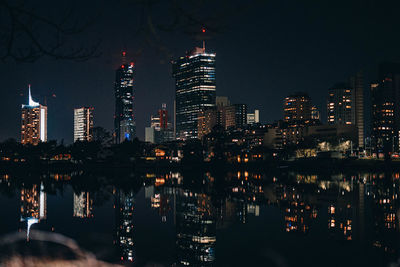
[
  {"x1": 172, "y1": 47, "x2": 216, "y2": 140},
  {"x1": 115, "y1": 59, "x2": 135, "y2": 143}
]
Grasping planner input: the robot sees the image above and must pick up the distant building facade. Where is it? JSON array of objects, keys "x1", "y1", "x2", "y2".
[
  {"x1": 327, "y1": 84, "x2": 354, "y2": 125},
  {"x1": 371, "y1": 63, "x2": 400, "y2": 153},
  {"x1": 225, "y1": 104, "x2": 248, "y2": 129},
  {"x1": 21, "y1": 86, "x2": 47, "y2": 145},
  {"x1": 172, "y1": 47, "x2": 216, "y2": 140},
  {"x1": 247, "y1": 109, "x2": 260, "y2": 125},
  {"x1": 115, "y1": 52, "x2": 135, "y2": 143},
  {"x1": 327, "y1": 71, "x2": 364, "y2": 148},
  {"x1": 283, "y1": 92, "x2": 313, "y2": 126},
  {"x1": 145, "y1": 104, "x2": 174, "y2": 143},
  {"x1": 74, "y1": 107, "x2": 94, "y2": 142}
]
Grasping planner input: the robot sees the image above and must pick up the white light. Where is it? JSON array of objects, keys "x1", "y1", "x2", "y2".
[{"x1": 40, "y1": 107, "x2": 45, "y2": 141}]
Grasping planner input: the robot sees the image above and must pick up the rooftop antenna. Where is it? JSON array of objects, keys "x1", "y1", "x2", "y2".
[
  {"x1": 122, "y1": 50, "x2": 127, "y2": 65},
  {"x1": 202, "y1": 27, "x2": 206, "y2": 53}
]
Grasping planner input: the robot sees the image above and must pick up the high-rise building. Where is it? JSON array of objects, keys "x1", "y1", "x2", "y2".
[
  {"x1": 74, "y1": 107, "x2": 94, "y2": 142},
  {"x1": 173, "y1": 46, "x2": 216, "y2": 140},
  {"x1": 327, "y1": 72, "x2": 364, "y2": 148},
  {"x1": 327, "y1": 83, "x2": 354, "y2": 125},
  {"x1": 283, "y1": 92, "x2": 312, "y2": 126},
  {"x1": 21, "y1": 86, "x2": 47, "y2": 145},
  {"x1": 115, "y1": 52, "x2": 135, "y2": 143},
  {"x1": 371, "y1": 63, "x2": 400, "y2": 153}
]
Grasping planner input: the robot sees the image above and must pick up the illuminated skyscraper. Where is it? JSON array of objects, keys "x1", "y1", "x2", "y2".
[
  {"x1": 21, "y1": 85, "x2": 47, "y2": 145},
  {"x1": 115, "y1": 52, "x2": 135, "y2": 143},
  {"x1": 172, "y1": 46, "x2": 216, "y2": 140},
  {"x1": 74, "y1": 107, "x2": 94, "y2": 142}
]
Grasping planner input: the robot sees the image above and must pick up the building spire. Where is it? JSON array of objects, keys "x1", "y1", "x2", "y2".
[{"x1": 28, "y1": 84, "x2": 39, "y2": 107}]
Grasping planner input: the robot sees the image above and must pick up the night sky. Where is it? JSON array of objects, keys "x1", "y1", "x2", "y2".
[{"x1": 1, "y1": 0, "x2": 400, "y2": 143}]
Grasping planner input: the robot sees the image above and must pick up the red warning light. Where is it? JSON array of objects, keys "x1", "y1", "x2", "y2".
[
  {"x1": 121, "y1": 65, "x2": 125, "y2": 69},
  {"x1": 122, "y1": 51, "x2": 126, "y2": 56},
  {"x1": 202, "y1": 28, "x2": 206, "y2": 33}
]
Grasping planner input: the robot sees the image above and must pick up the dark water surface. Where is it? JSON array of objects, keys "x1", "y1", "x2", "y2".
[{"x1": 0, "y1": 171, "x2": 399, "y2": 266}]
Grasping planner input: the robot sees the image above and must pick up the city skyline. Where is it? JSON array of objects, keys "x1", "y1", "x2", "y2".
[{"x1": 3, "y1": 1, "x2": 400, "y2": 143}]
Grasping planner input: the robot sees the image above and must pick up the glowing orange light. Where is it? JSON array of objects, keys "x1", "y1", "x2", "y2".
[{"x1": 121, "y1": 65, "x2": 124, "y2": 68}]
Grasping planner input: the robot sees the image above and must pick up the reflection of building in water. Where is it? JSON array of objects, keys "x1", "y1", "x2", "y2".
[
  {"x1": 284, "y1": 200, "x2": 316, "y2": 233},
  {"x1": 115, "y1": 190, "x2": 135, "y2": 262},
  {"x1": 20, "y1": 183, "x2": 47, "y2": 221},
  {"x1": 73, "y1": 192, "x2": 93, "y2": 218},
  {"x1": 20, "y1": 183, "x2": 47, "y2": 241},
  {"x1": 371, "y1": 177, "x2": 399, "y2": 255},
  {"x1": 327, "y1": 203, "x2": 352, "y2": 240},
  {"x1": 275, "y1": 185, "x2": 317, "y2": 233},
  {"x1": 175, "y1": 189, "x2": 216, "y2": 266}
]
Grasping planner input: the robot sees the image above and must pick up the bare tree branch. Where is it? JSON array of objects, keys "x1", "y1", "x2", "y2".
[{"x1": 0, "y1": 0, "x2": 100, "y2": 62}]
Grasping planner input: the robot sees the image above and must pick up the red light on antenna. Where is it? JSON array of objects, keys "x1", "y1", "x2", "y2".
[
  {"x1": 202, "y1": 28, "x2": 206, "y2": 33},
  {"x1": 122, "y1": 51, "x2": 126, "y2": 56},
  {"x1": 121, "y1": 65, "x2": 125, "y2": 68}
]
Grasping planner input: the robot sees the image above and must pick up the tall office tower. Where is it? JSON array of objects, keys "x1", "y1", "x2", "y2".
[
  {"x1": 225, "y1": 104, "x2": 248, "y2": 129},
  {"x1": 145, "y1": 104, "x2": 174, "y2": 143},
  {"x1": 115, "y1": 52, "x2": 135, "y2": 143},
  {"x1": 350, "y1": 71, "x2": 364, "y2": 148},
  {"x1": 247, "y1": 109, "x2": 260, "y2": 125},
  {"x1": 172, "y1": 46, "x2": 216, "y2": 140},
  {"x1": 74, "y1": 107, "x2": 94, "y2": 142},
  {"x1": 21, "y1": 86, "x2": 47, "y2": 145},
  {"x1": 327, "y1": 83, "x2": 354, "y2": 125},
  {"x1": 371, "y1": 63, "x2": 400, "y2": 153},
  {"x1": 283, "y1": 92, "x2": 312, "y2": 126},
  {"x1": 73, "y1": 192, "x2": 93, "y2": 218}
]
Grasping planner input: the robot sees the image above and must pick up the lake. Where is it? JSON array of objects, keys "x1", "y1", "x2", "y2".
[{"x1": 0, "y1": 170, "x2": 398, "y2": 266}]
